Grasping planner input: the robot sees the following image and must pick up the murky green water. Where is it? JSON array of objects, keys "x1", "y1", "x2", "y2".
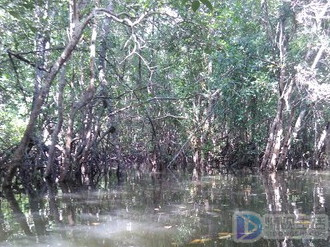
[{"x1": 1, "y1": 170, "x2": 330, "y2": 247}]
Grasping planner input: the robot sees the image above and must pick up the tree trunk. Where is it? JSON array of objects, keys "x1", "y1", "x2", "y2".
[
  {"x1": 4, "y1": 13, "x2": 94, "y2": 187},
  {"x1": 59, "y1": 18, "x2": 97, "y2": 182},
  {"x1": 260, "y1": 2, "x2": 293, "y2": 172},
  {"x1": 314, "y1": 122, "x2": 330, "y2": 167},
  {"x1": 45, "y1": 66, "x2": 66, "y2": 179},
  {"x1": 260, "y1": 100, "x2": 284, "y2": 171}
]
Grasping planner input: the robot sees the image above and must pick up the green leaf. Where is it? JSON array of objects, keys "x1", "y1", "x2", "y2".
[
  {"x1": 200, "y1": 0, "x2": 213, "y2": 10},
  {"x1": 204, "y1": 46, "x2": 212, "y2": 54},
  {"x1": 20, "y1": 2, "x2": 35, "y2": 10},
  {"x1": 191, "y1": 0, "x2": 200, "y2": 12},
  {"x1": 182, "y1": 0, "x2": 189, "y2": 5},
  {"x1": 8, "y1": 10, "x2": 21, "y2": 19},
  {"x1": 27, "y1": 22, "x2": 37, "y2": 34}
]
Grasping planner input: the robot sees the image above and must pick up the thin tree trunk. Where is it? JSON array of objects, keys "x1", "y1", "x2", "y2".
[
  {"x1": 314, "y1": 122, "x2": 330, "y2": 167},
  {"x1": 278, "y1": 108, "x2": 307, "y2": 167},
  {"x1": 59, "y1": 16, "x2": 97, "y2": 182},
  {"x1": 260, "y1": 101, "x2": 284, "y2": 171},
  {"x1": 260, "y1": 3, "x2": 292, "y2": 172},
  {"x1": 97, "y1": 0, "x2": 124, "y2": 181},
  {"x1": 45, "y1": 66, "x2": 66, "y2": 179},
  {"x1": 277, "y1": 107, "x2": 295, "y2": 169}
]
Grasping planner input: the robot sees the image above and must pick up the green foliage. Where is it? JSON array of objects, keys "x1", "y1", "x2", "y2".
[
  {"x1": 181, "y1": 0, "x2": 213, "y2": 12},
  {"x1": 191, "y1": 1, "x2": 201, "y2": 12},
  {"x1": 200, "y1": 0, "x2": 213, "y2": 10},
  {"x1": 1, "y1": 0, "x2": 328, "y2": 173},
  {"x1": 0, "y1": 107, "x2": 26, "y2": 148}
]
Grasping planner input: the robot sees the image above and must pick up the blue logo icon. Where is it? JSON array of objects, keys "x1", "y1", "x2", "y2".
[{"x1": 233, "y1": 211, "x2": 263, "y2": 242}]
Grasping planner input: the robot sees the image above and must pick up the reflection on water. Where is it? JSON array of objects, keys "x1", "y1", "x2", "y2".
[{"x1": 0, "y1": 170, "x2": 330, "y2": 246}]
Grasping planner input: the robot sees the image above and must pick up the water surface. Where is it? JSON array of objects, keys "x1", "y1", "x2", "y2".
[{"x1": 1, "y1": 170, "x2": 330, "y2": 246}]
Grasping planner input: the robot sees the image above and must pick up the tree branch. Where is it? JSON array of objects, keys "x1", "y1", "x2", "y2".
[{"x1": 7, "y1": 50, "x2": 49, "y2": 72}]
